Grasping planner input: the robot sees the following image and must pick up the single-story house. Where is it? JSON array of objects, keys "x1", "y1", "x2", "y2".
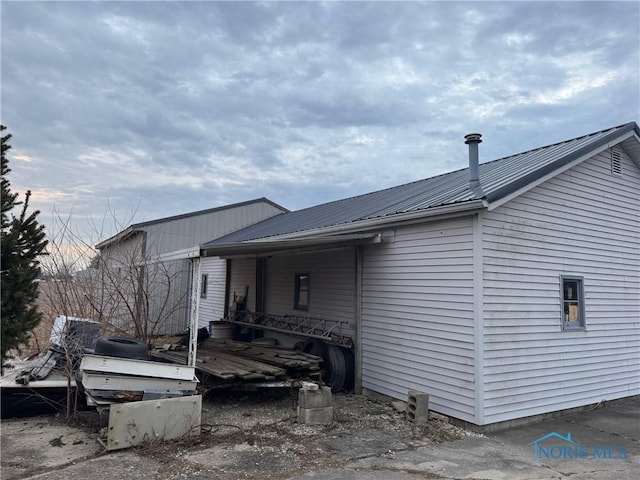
[
  {"x1": 95, "y1": 198, "x2": 287, "y2": 337},
  {"x1": 199, "y1": 121, "x2": 640, "y2": 427}
]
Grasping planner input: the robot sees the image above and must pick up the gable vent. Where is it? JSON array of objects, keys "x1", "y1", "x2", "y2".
[{"x1": 611, "y1": 148, "x2": 622, "y2": 176}]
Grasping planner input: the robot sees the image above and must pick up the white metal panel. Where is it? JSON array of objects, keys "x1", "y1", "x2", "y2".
[
  {"x1": 106, "y1": 395, "x2": 202, "y2": 451},
  {"x1": 264, "y1": 248, "x2": 357, "y2": 339},
  {"x1": 82, "y1": 371, "x2": 198, "y2": 391},
  {"x1": 482, "y1": 148, "x2": 640, "y2": 424},
  {"x1": 198, "y1": 257, "x2": 227, "y2": 328},
  {"x1": 361, "y1": 217, "x2": 476, "y2": 423},
  {"x1": 81, "y1": 354, "x2": 196, "y2": 380}
]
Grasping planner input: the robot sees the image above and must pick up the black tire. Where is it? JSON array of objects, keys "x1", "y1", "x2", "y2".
[
  {"x1": 325, "y1": 344, "x2": 346, "y2": 391},
  {"x1": 94, "y1": 336, "x2": 148, "y2": 360},
  {"x1": 341, "y1": 347, "x2": 355, "y2": 392}
]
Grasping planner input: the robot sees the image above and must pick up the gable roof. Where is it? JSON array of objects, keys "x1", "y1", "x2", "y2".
[
  {"x1": 96, "y1": 197, "x2": 288, "y2": 249},
  {"x1": 202, "y1": 121, "x2": 640, "y2": 255}
]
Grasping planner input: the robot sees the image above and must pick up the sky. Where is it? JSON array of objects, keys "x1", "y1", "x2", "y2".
[{"x1": 2, "y1": 0, "x2": 639, "y2": 246}]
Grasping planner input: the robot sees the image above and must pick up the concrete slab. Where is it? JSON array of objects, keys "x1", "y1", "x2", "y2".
[
  {"x1": 0, "y1": 416, "x2": 102, "y2": 479},
  {"x1": 23, "y1": 452, "x2": 162, "y2": 480}
]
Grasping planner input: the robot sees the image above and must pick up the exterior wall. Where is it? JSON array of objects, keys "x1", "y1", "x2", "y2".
[
  {"x1": 98, "y1": 200, "x2": 285, "y2": 337},
  {"x1": 361, "y1": 217, "x2": 476, "y2": 423},
  {"x1": 145, "y1": 258, "x2": 191, "y2": 335},
  {"x1": 264, "y1": 248, "x2": 357, "y2": 340},
  {"x1": 198, "y1": 257, "x2": 227, "y2": 328},
  {"x1": 482, "y1": 148, "x2": 640, "y2": 424},
  {"x1": 97, "y1": 233, "x2": 145, "y2": 334},
  {"x1": 141, "y1": 201, "x2": 285, "y2": 256}
]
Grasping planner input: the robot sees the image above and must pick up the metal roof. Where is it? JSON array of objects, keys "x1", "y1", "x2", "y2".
[
  {"x1": 97, "y1": 197, "x2": 287, "y2": 249},
  {"x1": 203, "y1": 121, "x2": 639, "y2": 249}
]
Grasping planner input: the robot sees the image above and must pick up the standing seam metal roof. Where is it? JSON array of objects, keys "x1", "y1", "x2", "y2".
[{"x1": 203, "y1": 122, "x2": 639, "y2": 246}]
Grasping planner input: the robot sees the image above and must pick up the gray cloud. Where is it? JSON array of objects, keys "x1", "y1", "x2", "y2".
[{"x1": 1, "y1": 1, "x2": 638, "y2": 242}]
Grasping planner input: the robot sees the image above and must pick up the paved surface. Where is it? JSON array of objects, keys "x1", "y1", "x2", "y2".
[{"x1": 1, "y1": 397, "x2": 638, "y2": 480}]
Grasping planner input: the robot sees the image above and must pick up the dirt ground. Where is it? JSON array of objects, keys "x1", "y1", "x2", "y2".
[
  {"x1": 0, "y1": 388, "x2": 473, "y2": 480},
  {"x1": 124, "y1": 389, "x2": 473, "y2": 479}
]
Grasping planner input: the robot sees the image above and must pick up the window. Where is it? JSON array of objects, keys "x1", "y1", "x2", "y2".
[
  {"x1": 200, "y1": 274, "x2": 208, "y2": 299},
  {"x1": 561, "y1": 276, "x2": 585, "y2": 330},
  {"x1": 294, "y1": 273, "x2": 310, "y2": 310}
]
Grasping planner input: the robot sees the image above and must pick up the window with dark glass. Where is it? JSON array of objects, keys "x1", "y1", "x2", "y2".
[
  {"x1": 201, "y1": 274, "x2": 208, "y2": 299},
  {"x1": 561, "y1": 275, "x2": 585, "y2": 330},
  {"x1": 294, "y1": 273, "x2": 309, "y2": 310}
]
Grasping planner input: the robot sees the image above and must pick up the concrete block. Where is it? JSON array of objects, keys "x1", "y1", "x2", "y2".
[
  {"x1": 297, "y1": 406, "x2": 334, "y2": 425},
  {"x1": 298, "y1": 385, "x2": 333, "y2": 409},
  {"x1": 407, "y1": 390, "x2": 429, "y2": 425},
  {"x1": 391, "y1": 400, "x2": 407, "y2": 413}
]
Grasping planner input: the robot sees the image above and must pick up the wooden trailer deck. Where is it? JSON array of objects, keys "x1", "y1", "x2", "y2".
[{"x1": 150, "y1": 338, "x2": 323, "y2": 386}]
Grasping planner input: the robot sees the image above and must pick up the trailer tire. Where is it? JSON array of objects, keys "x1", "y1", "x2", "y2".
[
  {"x1": 94, "y1": 336, "x2": 148, "y2": 360},
  {"x1": 325, "y1": 344, "x2": 346, "y2": 391},
  {"x1": 341, "y1": 347, "x2": 355, "y2": 392}
]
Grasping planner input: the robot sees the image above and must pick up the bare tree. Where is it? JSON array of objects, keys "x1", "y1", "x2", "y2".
[{"x1": 34, "y1": 208, "x2": 192, "y2": 350}]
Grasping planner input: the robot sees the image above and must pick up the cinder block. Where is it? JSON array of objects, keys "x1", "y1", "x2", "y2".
[
  {"x1": 407, "y1": 390, "x2": 429, "y2": 425},
  {"x1": 297, "y1": 406, "x2": 334, "y2": 425},
  {"x1": 298, "y1": 386, "x2": 333, "y2": 409}
]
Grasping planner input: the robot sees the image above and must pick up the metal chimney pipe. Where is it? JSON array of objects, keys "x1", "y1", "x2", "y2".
[{"x1": 464, "y1": 133, "x2": 482, "y2": 194}]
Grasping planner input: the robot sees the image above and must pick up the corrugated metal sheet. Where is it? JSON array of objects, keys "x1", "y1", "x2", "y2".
[{"x1": 205, "y1": 122, "x2": 639, "y2": 246}]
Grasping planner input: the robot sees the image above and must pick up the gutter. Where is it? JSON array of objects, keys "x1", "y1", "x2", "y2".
[{"x1": 201, "y1": 199, "x2": 487, "y2": 256}]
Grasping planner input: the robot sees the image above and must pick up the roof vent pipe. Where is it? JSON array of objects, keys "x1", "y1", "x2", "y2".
[{"x1": 464, "y1": 133, "x2": 483, "y2": 196}]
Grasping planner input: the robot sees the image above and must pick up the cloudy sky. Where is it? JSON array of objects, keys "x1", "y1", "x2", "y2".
[{"x1": 2, "y1": 1, "x2": 639, "y2": 244}]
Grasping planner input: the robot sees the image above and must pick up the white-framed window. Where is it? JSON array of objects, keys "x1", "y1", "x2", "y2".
[
  {"x1": 561, "y1": 275, "x2": 585, "y2": 330},
  {"x1": 200, "y1": 274, "x2": 208, "y2": 299},
  {"x1": 294, "y1": 273, "x2": 309, "y2": 311}
]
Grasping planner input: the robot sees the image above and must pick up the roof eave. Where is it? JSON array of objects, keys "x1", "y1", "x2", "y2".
[
  {"x1": 95, "y1": 226, "x2": 139, "y2": 250},
  {"x1": 201, "y1": 199, "x2": 487, "y2": 256},
  {"x1": 485, "y1": 121, "x2": 640, "y2": 208}
]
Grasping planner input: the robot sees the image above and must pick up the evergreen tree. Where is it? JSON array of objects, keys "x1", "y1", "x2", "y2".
[{"x1": 1, "y1": 125, "x2": 48, "y2": 363}]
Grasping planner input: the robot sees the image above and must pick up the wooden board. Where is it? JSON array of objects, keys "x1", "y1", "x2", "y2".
[{"x1": 150, "y1": 339, "x2": 323, "y2": 383}]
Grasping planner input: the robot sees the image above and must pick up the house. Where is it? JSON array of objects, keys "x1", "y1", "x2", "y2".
[
  {"x1": 200, "y1": 122, "x2": 640, "y2": 427},
  {"x1": 95, "y1": 198, "x2": 287, "y2": 337}
]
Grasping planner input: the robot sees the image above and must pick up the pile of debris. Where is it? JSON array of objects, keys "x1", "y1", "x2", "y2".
[{"x1": 151, "y1": 338, "x2": 323, "y2": 388}]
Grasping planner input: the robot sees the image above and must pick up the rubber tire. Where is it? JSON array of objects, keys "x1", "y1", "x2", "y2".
[
  {"x1": 94, "y1": 336, "x2": 148, "y2": 360},
  {"x1": 341, "y1": 347, "x2": 355, "y2": 392},
  {"x1": 325, "y1": 344, "x2": 346, "y2": 392}
]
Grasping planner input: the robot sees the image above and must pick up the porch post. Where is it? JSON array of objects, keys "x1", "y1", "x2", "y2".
[{"x1": 188, "y1": 257, "x2": 201, "y2": 368}]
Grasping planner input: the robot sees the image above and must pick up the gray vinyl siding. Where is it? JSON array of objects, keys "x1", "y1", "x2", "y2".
[
  {"x1": 227, "y1": 258, "x2": 257, "y2": 313},
  {"x1": 264, "y1": 249, "x2": 357, "y2": 340},
  {"x1": 197, "y1": 257, "x2": 227, "y2": 328},
  {"x1": 482, "y1": 148, "x2": 640, "y2": 424},
  {"x1": 361, "y1": 217, "x2": 476, "y2": 422}
]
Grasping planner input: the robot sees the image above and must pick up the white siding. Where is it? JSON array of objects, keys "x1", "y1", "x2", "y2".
[
  {"x1": 482, "y1": 148, "x2": 640, "y2": 424},
  {"x1": 361, "y1": 217, "x2": 476, "y2": 422},
  {"x1": 264, "y1": 249, "x2": 357, "y2": 340},
  {"x1": 198, "y1": 257, "x2": 227, "y2": 328}
]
